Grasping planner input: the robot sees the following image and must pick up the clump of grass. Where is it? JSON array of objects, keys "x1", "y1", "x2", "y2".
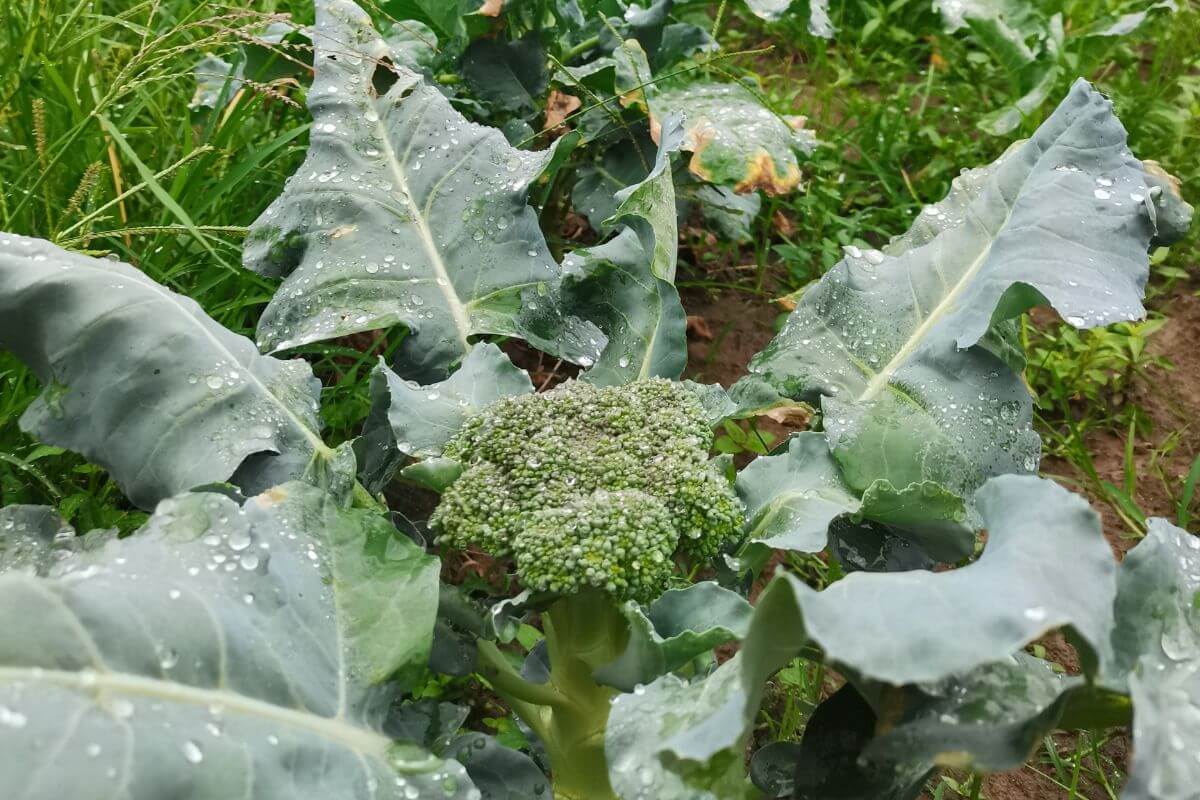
[{"x1": 0, "y1": 1, "x2": 324, "y2": 529}]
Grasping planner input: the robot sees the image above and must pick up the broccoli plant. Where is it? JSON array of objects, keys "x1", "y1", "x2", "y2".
[
  {"x1": 0, "y1": 1, "x2": 1196, "y2": 799},
  {"x1": 428, "y1": 379, "x2": 742, "y2": 797}
]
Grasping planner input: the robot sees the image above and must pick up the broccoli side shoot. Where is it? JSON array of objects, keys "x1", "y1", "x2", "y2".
[{"x1": 430, "y1": 378, "x2": 743, "y2": 602}]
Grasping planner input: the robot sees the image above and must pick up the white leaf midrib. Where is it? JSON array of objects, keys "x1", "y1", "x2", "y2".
[
  {"x1": 857, "y1": 185, "x2": 1019, "y2": 403},
  {"x1": 0, "y1": 666, "x2": 390, "y2": 758},
  {"x1": 373, "y1": 94, "x2": 473, "y2": 355}
]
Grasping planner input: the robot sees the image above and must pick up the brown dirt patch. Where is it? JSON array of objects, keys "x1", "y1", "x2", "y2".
[
  {"x1": 681, "y1": 287, "x2": 810, "y2": 447},
  {"x1": 681, "y1": 287, "x2": 781, "y2": 388}
]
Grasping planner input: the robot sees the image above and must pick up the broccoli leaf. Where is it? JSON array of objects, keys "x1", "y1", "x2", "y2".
[
  {"x1": 383, "y1": 0, "x2": 468, "y2": 40},
  {"x1": 790, "y1": 684, "x2": 931, "y2": 800},
  {"x1": 649, "y1": 82, "x2": 815, "y2": 195},
  {"x1": 571, "y1": 136, "x2": 656, "y2": 232},
  {"x1": 562, "y1": 228, "x2": 688, "y2": 385},
  {"x1": 447, "y1": 732, "x2": 551, "y2": 799},
  {"x1": 733, "y1": 80, "x2": 1191, "y2": 524},
  {"x1": 735, "y1": 432, "x2": 861, "y2": 555},
  {"x1": 0, "y1": 505, "x2": 78, "y2": 574},
  {"x1": 605, "y1": 113, "x2": 686, "y2": 281},
  {"x1": 367, "y1": 342, "x2": 534, "y2": 462},
  {"x1": 190, "y1": 22, "x2": 306, "y2": 112},
  {"x1": 622, "y1": 477, "x2": 1115, "y2": 789},
  {"x1": 382, "y1": 20, "x2": 440, "y2": 76},
  {"x1": 862, "y1": 652, "x2": 1080, "y2": 773},
  {"x1": 748, "y1": 741, "x2": 802, "y2": 797},
  {"x1": 0, "y1": 233, "x2": 332, "y2": 510},
  {"x1": 746, "y1": 475, "x2": 1115, "y2": 685},
  {"x1": 1098, "y1": 518, "x2": 1200, "y2": 799},
  {"x1": 563, "y1": 120, "x2": 688, "y2": 386},
  {"x1": 0, "y1": 482, "x2": 466, "y2": 799},
  {"x1": 744, "y1": 0, "x2": 835, "y2": 37},
  {"x1": 678, "y1": 182, "x2": 763, "y2": 243},
  {"x1": 606, "y1": 656, "x2": 757, "y2": 799},
  {"x1": 190, "y1": 53, "x2": 239, "y2": 110},
  {"x1": 244, "y1": 0, "x2": 603, "y2": 382},
  {"x1": 461, "y1": 34, "x2": 548, "y2": 115},
  {"x1": 594, "y1": 581, "x2": 752, "y2": 691},
  {"x1": 735, "y1": 432, "x2": 972, "y2": 561}
]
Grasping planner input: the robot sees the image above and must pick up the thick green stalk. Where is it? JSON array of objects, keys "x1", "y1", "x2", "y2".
[
  {"x1": 541, "y1": 591, "x2": 628, "y2": 800},
  {"x1": 476, "y1": 591, "x2": 628, "y2": 800}
]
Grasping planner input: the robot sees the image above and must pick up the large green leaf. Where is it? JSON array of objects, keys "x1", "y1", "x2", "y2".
[
  {"x1": 562, "y1": 228, "x2": 688, "y2": 385},
  {"x1": 561, "y1": 118, "x2": 689, "y2": 386},
  {"x1": 743, "y1": 0, "x2": 835, "y2": 37},
  {"x1": 680, "y1": 182, "x2": 763, "y2": 243},
  {"x1": 760, "y1": 516, "x2": 1200, "y2": 800},
  {"x1": 790, "y1": 684, "x2": 930, "y2": 800},
  {"x1": 744, "y1": 475, "x2": 1115, "y2": 685},
  {"x1": 354, "y1": 342, "x2": 530, "y2": 491},
  {"x1": 594, "y1": 581, "x2": 752, "y2": 691},
  {"x1": 606, "y1": 114, "x2": 685, "y2": 281},
  {"x1": 448, "y1": 732, "x2": 550, "y2": 798},
  {"x1": 631, "y1": 476, "x2": 1114, "y2": 786},
  {"x1": 383, "y1": 0, "x2": 470, "y2": 39},
  {"x1": 0, "y1": 482, "x2": 466, "y2": 798},
  {"x1": 760, "y1": 653, "x2": 1079, "y2": 800},
  {"x1": 735, "y1": 432, "x2": 972, "y2": 562},
  {"x1": 370, "y1": 342, "x2": 533, "y2": 460},
  {"x1": 571, "y1": 136, "x2": 655, "y2": 232},
  {"x1": 0, "y1": 506, "x2": 82, "y2": 574},
  {"x1": 0, "y1": 234, "x2": 332, "y2": 510},
  {"x1": 244, "y1": 0, "x2": 602, "y2": 382},
  {"x1": 573, "y1": 143, "x2": 764, "y2": 244},
  {"x1": 605, "y1": 657, "x2": 757, "y2": 800},
  {"x1": 863, "y1": 652, "x2": 1080, "y2": 772},
  {"x1": 382, "y1": 19, "x2": 440, "y2": 76},
  {"x1": 733, "y1": 80, "x2": 1191, "y2": 518},
  {"x1": 1098, "y1": 519, "x2": 1200, "y2": 799},
  {"x1": 461, "y1": 34, "x2": 548, "y2": 115},
  {"x1": 649, "y1": 82, "x2": 815, "y2": 196},
  {"x1": 190, "y1": 22, "x2": 306, "y2": 112}
]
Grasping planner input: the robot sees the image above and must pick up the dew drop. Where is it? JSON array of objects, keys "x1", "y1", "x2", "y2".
[
  {"x1": 0, "y1": 706, "x2": 27, "y2": 729},
  {"x1": 181, "y1": 740, "x2": 204, "y2": 764}
]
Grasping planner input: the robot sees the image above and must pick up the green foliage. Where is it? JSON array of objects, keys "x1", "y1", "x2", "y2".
[
  {"x1": 431, "y1": 378, "x2": 743, "y2": 602},
  {"x1": 1027, "y1": 317, "x2": 1170, "y2": 438},
  {"x1": 0, "y1": 483, "x2": 460, "y2": 798},
  {"x1": 0, "y1": 0, "x2": 1198, "y2": 798}
]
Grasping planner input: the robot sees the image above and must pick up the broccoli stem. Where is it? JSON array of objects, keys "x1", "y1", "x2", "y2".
[
  {"x1": 478, "y1": 591, "x2": 628, "y2": 800},
  {"x1": 541, "y1": 591, "x2": 628, "y2": 799}
]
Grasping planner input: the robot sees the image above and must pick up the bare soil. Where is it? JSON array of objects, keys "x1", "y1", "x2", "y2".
[{"x1": 682, "y1": 287, "x2": 780, "y2": 388}]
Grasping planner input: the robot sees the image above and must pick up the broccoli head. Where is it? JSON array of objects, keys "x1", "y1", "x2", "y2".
[{"x1": 429, "y1": 378, "x2": 744, "y2": 602}]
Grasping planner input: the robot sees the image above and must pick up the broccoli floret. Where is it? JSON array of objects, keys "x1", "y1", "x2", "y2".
[{"x1": 429, "y1": 378, "x2": 744, "y2": 602}]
